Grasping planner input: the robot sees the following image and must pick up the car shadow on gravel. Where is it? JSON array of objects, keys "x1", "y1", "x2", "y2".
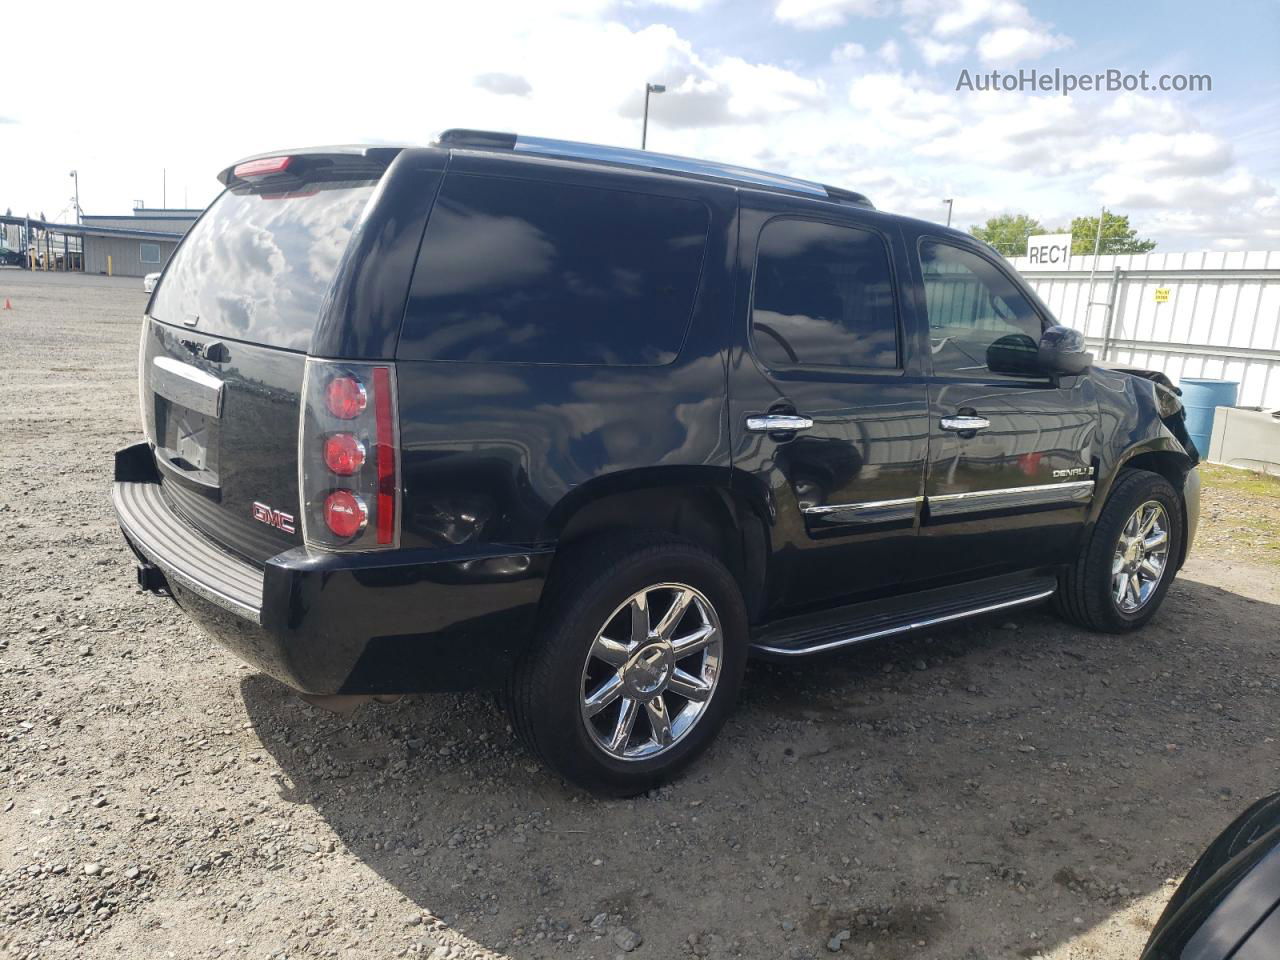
[{"x1": 240, "y1": 576, "x2": 1280, "y2": 959}]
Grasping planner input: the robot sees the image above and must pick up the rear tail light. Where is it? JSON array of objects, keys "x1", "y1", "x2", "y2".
[
  {"x1": 299, "y1": 360, "x2": 400, "y2": 551},
  {"x1": 372, "y1": 367, "x2": 397, "y2": 546},
  {"x1": 325, "y1": 375, "x2": 367, "y2": 419},
  {"x1": 323, "y1": 433, "x2": 366, "y2": 475},
  {"x1": 323, "y1": 490, "x2": 368, "y2": 538}
]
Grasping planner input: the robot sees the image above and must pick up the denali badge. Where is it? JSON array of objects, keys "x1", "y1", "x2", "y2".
[
  {"x1": 252, "y1": 501, "x2": 296, "y2": 534},
  {"x1": 1053, "y1": 466, "x2": 1095, "y2": 479}
]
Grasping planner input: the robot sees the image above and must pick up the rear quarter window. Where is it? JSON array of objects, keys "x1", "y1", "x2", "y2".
[{"x1": 398, "y1": 174, "x2": 710, "y2": 365}]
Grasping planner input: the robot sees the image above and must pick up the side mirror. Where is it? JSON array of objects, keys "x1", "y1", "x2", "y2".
[{"x1": 1038, "y1": 324, "x2": 1093, "y2": 375}]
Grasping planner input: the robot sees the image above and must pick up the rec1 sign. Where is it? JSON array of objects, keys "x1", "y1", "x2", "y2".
[{"x1": 1026, "y1": 234, "x2": 1073, "y2": 266}]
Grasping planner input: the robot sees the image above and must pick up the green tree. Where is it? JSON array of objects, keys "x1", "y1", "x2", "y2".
[
  {"x1": 968, "y1": 213, "x2": 1046, "y2": 257},
  {"x1": 1062, "y1": 212, "x2": 1157, "y2": 255}
]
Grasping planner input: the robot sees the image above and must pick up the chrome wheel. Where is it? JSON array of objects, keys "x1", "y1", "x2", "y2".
[
  {"x1": 580, "y1": 582, "x2": 723, "y2": 762},
  {"x1": 1112, "y1": 500, "x2": 1170, "y2": 613}
]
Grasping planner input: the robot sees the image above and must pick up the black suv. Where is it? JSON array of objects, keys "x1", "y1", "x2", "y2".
[{"x1": 113, "y1": 131, "x2": 1201, "y2": 795}]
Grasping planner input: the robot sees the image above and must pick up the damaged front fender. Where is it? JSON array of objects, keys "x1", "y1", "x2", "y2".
[
  {"x1": 1108, "y1": 366, "x2": 1200, "y2": 463},
  {"x1": 1088, "y1": 364, "x2": 1202, "y2": 566}
]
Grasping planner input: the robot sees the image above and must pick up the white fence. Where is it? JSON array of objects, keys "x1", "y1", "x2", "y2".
[{"x1": 1011, "y1": 250, "x2": 1280, "y2": 408}]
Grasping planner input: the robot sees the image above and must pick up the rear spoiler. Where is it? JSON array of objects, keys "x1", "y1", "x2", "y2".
[{"x1": 217, "y1": 145, "x2": 407, "y2": 188}]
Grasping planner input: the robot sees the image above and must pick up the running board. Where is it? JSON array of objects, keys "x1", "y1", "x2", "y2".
[{"x1": 750, "y1": 575, "x2": 1057, "y2": 658}]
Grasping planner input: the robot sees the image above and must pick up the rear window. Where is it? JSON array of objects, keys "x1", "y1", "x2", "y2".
[
  {"x1": 398, "y1": 174, "x2": 710, "y2": 365},
  {"x1": 149, "y1": 180, "x2": 376, "y2": 350}
]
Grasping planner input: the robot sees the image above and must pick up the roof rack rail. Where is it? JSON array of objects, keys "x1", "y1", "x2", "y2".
[{"x1": 435, "y1": 129, "x2": 873, "y2": 209}]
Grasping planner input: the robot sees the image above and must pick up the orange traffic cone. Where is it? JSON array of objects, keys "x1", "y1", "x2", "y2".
[{"x1": 2, "y1": 298, "x2": 10, "y2": 310}]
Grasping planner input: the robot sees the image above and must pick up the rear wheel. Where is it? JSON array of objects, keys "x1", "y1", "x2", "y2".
[
  {"x1": 1056, "y1": 469, "x2": 1184, "y2": 632},
  {"x1": 508, "y1": 534, "x2": 747, "y2": 796}
]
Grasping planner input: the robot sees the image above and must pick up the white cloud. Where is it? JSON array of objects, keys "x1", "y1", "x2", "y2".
[
  {"x1": 715, "y1": 59, "x2": 826, "y2": 115},
  {"x1": 628, "y1": 0, "x2": 715, "y2": 9},
  {"x1": 930, "y1": 0, "x2": 1032, "y2": 37},
  {"x1": 614, "y1": 38, "x2": 824, "y2": 127},
  {"x1": 473, "y1": 72, "x2": 532, "y2": 97},
  {"x1": 1075, "y1": 131, "x2": 1234, "y2": 178},
  {"x1": 878, "y1": 39, "x2": 901, "y2": 65},
  {"x1": 848, "y1": 72, "x2": 953, "y2": 118},
  {"x1": 834, "y1": 64, "x2": 1279, "y2": 248},
  {"x1": 1094, "y1": 169, "x2": 1273, "y2": 210},
  {"x1": 977, "y1": 25, "x2": 1071, "y2": 65},
  {"x1": 831, "y1": 41, "x2": 866, "y2": 63},
  {"x1": 773, "y1": 0, "x2": 891, "y2": 29},
  {"x1": 915, "y1": 36, "x2": 966, "y2": 65},
  {"x1": 901, "y1": 0, "x2": 1069, "y2": 67},
  {"x1": 1115, "y1": 193, "x2": 1280, "y2": 251}
]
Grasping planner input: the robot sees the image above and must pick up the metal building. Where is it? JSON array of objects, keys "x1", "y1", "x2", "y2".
[
  {"x1": 80, "y1": 225, "x2": 183, "y2": 277},
  {"x1": 79, "y1": 207, "x2": 199, "y2": 277},
  {"x1": 82, "y1": 208, "x2": 201, "y2": 235},
  {"x1": 0, "y1": 208, "x2": 200, "y2": 278}
]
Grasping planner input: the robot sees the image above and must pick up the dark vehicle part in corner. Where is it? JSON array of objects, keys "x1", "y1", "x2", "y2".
[
  {"x1": 1142, "y1": 792, "x2": 1280, "y2": 959},
  {"x1": 112, "y1": 134, "x2": 1201, "y2": 795}
]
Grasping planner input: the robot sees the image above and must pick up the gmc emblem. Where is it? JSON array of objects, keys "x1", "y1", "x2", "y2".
[{"x1": 252, "y1": 501, "x2": 296, "y2": 534}]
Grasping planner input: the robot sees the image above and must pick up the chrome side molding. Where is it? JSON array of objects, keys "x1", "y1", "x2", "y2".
[
  {"x1": 799, "y1": 481, "x2": 1092, "y2": 521},
  {"x1": 802, "y1": 496, "x2": 922, "y2": 516},
  {"x1": 929, "y1": 480, "x2": 1094, "y2": 517}
]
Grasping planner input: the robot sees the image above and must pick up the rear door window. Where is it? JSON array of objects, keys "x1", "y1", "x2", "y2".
[
  {"x1": 751, "y1": 218, "x2": 900, "y2": 370},
  {"x1": 398, "y1": 174, "x2": 710, "y2": 365},
  {"x1": 149, "y1": 180, "x2": 377, "y2": 351}
]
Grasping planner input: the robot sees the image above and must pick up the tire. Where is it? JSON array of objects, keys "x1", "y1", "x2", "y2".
[
  {"x1": 1056, "y1": 468, "x2": 1184, "y2": 632},
  {"x1": 1148, "y1": 792, "x2": 1280, "y2": 933},
  {"x1": 507, "y1": 532, "x2": 748, "y2": 796}
]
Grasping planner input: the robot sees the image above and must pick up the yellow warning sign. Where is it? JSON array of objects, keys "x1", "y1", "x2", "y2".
[{"x1": 1154, "y1": 287, "x2": 1171, "y2": 303}]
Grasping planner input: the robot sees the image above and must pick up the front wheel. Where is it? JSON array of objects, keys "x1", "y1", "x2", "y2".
[
  {"x1": 1056, "y1": 469, "x2": 1184, "y2": 632},
  {"x1": 507, "y1": 534, "x2": 748, "y2": 796}
]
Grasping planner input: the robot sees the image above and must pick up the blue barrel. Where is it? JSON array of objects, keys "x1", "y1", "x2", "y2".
[{"x1": 1180, "y1": 378, "x2": 1239, "y2": 458}]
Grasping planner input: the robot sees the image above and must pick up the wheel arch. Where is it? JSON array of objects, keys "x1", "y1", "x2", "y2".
[
  {"x1": 1094, "y1": 440, "x2": 1197, "y2": 569},
  {"x1": 540, "y1": 468, "x2": 771, "y2": 621}
]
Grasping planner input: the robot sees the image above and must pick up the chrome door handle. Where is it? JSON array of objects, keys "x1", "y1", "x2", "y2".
[
  {"x1": 940, "y1": 415, "x2": 991, "y2": 432},
  {"x1": 746, "y1": 414, "x2": 814, "y2": 433}
]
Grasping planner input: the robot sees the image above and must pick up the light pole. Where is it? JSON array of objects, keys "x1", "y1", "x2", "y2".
[
  {"x1": 943, "y1": 198, "x2": 953, "y2": 228},
  {"x1": 642, "y1": 83, "x2": 666, "y2": 150},
  {"x1": 69, "y1": 170, "x2": 81, "y2": 224}
]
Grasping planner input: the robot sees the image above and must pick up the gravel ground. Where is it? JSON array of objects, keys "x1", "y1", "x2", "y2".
[{"x1": 2, "y1": 269, "x2": 1278, "y2": 960}]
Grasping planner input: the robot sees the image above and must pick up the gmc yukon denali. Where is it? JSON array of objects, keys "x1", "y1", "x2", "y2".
[{"x1": 112, "y1": 132, "x2": 1201, "y2": 795}]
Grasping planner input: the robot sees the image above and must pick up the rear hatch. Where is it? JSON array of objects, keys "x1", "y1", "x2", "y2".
[{"x1": 140, "y1": 153, "x2": 390, "y2": 564}]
